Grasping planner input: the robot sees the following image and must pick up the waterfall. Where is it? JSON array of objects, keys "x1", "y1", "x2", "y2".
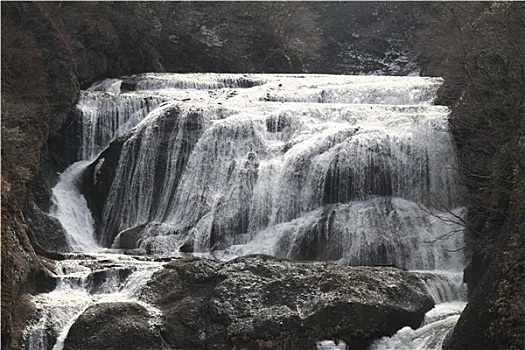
[
  {"x1": 76, "y1": 90, "x2": 163, "y2": 160},
  {"x1": 49, "y1": 86, "x2": 166, "y2": 251},
  {"x1": 370, "y1": 301, "x2": 467, "y2": 350},
  {"x1": 82, "y1": 74, "x2": 464, "y2": 272},
  {"x1": 36, "y1": 73, "x2": 467, "y2": 349}
]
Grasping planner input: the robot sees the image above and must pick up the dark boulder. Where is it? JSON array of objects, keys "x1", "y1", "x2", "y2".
[
  {"x1": 120, "y1": 77, "x2": 139, "y2": 92},
  {"x1": 112, "y1": 224, "x2": 147, "y2": 249},
  {"x1": 25, "y1": 202, "x2": 69, "y2": 253},
  {"x1": 144, "y1": 254, "x2": 434, "y2": 350},
  {"x1": 82, "y1": 135, "x2": 127, "y2": 240},
  {"x1": 64, "y1": 302, "x2": 165, "y2": 350}
]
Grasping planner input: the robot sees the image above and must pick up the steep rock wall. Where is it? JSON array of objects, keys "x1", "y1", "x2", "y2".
[
  {"x1": 1, "y1": 3, "x2": 162, "y2": 348},
  {"x1": 416, "y1": 3, "x2": 525, "y2": 348}
]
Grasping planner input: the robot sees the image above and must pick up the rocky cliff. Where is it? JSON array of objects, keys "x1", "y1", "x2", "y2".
[{"x1": 415, "y1": 3, "x2": 525, "y2": 349}]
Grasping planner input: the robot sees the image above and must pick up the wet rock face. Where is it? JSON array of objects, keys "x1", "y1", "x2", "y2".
[
  {"x1": 25, "y1": 202, "x2": 69, "y2": 253},
  {"x1": 82, "y1": 135, "x2": 127, "y2": 243},
  {"x1": 81, "y1": 107, "x2": 207, "y2": 248},
  {"x1": 64, "y1": 302, "x2": 164, "y2": 350},
  {"x1": 144, "y1": 255, "x2": 434, "y2": 349}
]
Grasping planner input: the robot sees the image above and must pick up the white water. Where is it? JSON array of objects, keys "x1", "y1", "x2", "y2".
[
  {"x1": 49, "y1": 161, "x2": 99, "y2": 251},
  {"x1": 317, "y1": 340, "x2": 348, "y2": 350},
  {"x1": 76, "y1": 90, "x2": 164, "y2": 160},
  {"x1": 369, "y1": 271, "x2": 467, "y2": 350},
  {"x1": 50, "y1": 86, "x2": 167, "y2": 251},
  {"x1": 24, "y1": 253, "x2": 165, "y2": 350},
  {"x1": 214, "y1": 200, "x2": 465, "y2": 271},
  {"x1": 371, "y1": 301, "x2": 466, "y2": 350},
  {"x1": 40, "y1": 73, "x2": 467, "y2": 349}
]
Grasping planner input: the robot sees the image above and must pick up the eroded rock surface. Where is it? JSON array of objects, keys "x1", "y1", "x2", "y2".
[{"x1": 144, "y1": 255, "x2": 434, "y2": 349}]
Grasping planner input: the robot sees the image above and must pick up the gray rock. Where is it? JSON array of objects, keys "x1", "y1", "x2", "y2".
[
  {"x1": 64, "y1": 302, "x2": 165, "y2": 350},
  {"x1": 144, "y1": 254, "x2": 434, "y2": 349}
]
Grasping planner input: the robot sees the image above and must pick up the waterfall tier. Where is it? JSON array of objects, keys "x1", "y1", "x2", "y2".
[{"x1": 63, "y1": 74, "x2": 467, "y2": 271}]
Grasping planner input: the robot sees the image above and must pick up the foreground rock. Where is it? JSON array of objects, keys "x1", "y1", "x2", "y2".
[
  {"x1": 64, "y1": 302, "x2": 165, "y2": 350},
  {"x1": 144, "y1": 255, "x2": 434, "y2": 349}
]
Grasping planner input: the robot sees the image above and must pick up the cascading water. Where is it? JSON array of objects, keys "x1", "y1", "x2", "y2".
[
  {"x1": 49, "y1": 86, "x2": 165, "y2": 251},
  {"x1": 24, "y1": 253, "x2": 166, "y2": 350},
  {"x1": 27, "y1": 73, "x2": 468, "y2": 349},
  {"x1": 48, "y1": 161, "x2": 99, "y2": 251},
  {"x1": 369, "y1": 269, "x2": 467, "y2": 349},
  {"x1": 24, "y1": 83, "x2": 171, "y2": 350}
]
